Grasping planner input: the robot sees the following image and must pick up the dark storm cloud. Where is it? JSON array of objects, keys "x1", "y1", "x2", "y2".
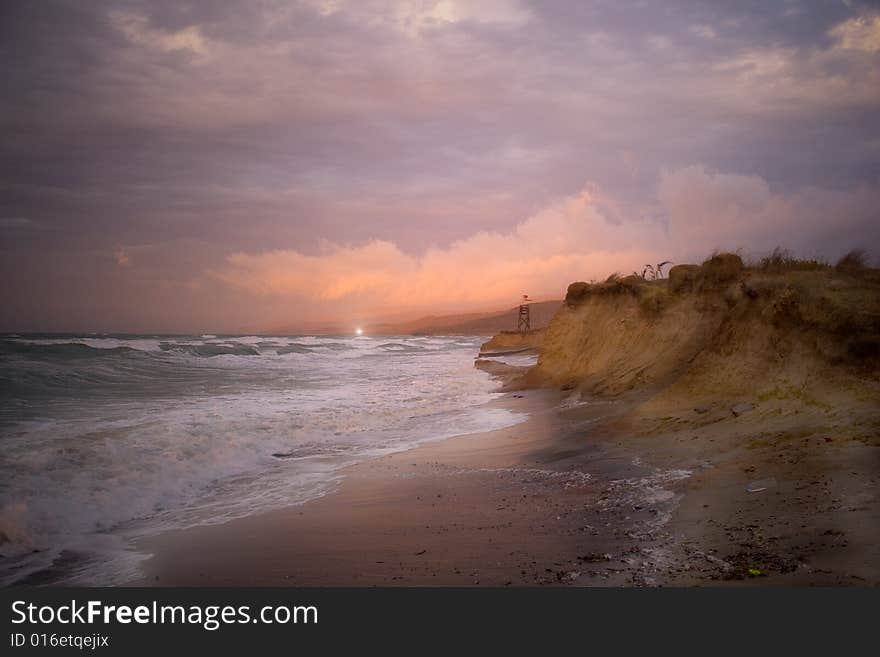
[{"x1": 1, "y1": 0, "x2": 878, "y2": 331}]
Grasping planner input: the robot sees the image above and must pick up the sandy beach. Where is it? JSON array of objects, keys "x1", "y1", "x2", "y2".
[
  {"x1": 134, "y1": 389, "x2": 652, "y2": 586},
  {"x1": 134, "y1": 375, "x2": 880, "y2": 587}
]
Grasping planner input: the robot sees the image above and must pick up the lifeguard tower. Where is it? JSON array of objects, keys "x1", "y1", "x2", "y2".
[{"x1": 517, "y1": 294, "x2": 534, "y2": 333}]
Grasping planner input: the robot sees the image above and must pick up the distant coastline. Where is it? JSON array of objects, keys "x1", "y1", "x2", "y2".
[{"x1": 266, "y1": 300, "x2": 563, "y2": 337}]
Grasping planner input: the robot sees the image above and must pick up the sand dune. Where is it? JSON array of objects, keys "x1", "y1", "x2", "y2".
[
  {"x1": 529, "y1": 252, "x2": 879, "y2": 399},
  {"x1": 479, "y1": 251, "x2": 880, "y2": 584}
]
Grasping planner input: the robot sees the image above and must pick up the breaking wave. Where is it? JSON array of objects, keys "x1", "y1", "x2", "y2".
[{"x1": 0, "y1": 333, "x2": 525, "y2": 585}]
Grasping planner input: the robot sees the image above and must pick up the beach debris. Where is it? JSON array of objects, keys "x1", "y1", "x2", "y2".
[
  {"x1": 731, "y1": 402, "x2": 755, "y2": 417},
  {"x1": 705, "y1": 554, "x2": 734, "y2": 572},
  {"x1": 747, "y1": 567, "x2": 764, "y2": 577},
  {"x1": 745, "y1": 477, "x2": 777, "y2": 493},
  {"x1": 693, "y1": 406, "x2": 710, "y2": 414},
  {"x1": 414, "y1": 549, "x2": 427, "y2": 556}
]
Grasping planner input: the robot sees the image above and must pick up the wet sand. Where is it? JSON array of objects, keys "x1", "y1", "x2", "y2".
[
  {"x1": 135, "y1": 390, "x2": 667, "y2": 586},
  {"x1": 134, "y1": 386, "x2": 880, "y2": 587}
]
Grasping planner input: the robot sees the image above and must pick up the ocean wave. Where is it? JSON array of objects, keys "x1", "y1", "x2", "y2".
[
  {"x1": 275, "y1": 344, "x2": 314, "y2": 355},
  {"x1": 158, "y1": 342, "x2": 260, "y2": 357},
  {"x1": 0, "y1": 333, "x2": 525, "y2": 585},
  {"x1": 0, "y1": 340, "x2": 141, "y2": 360},
  {"x1": 320, "y1": 342, "x2": 354, "y2": 351},
  {"x1": 377, "y1": 342, "x2": 426, "y2": 352}
]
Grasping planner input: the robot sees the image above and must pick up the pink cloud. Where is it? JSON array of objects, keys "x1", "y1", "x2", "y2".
[
  {"x1": 213, "y1": 186, "x2": 660, "y2": 316},
  {"x1": 213, "y1": 165, "x2": 880, "y2": 322}
]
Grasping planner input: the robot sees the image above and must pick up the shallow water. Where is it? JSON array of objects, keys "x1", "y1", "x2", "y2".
[{"x1": 0, "y1": 333, "x2": 525, "y2": 584}]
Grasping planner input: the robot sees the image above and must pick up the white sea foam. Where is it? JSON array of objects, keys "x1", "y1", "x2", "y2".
[{"x1": 0, "y1": 334, "x2": 526, "y2": 584}]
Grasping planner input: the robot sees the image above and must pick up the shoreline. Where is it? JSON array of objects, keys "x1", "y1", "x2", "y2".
[
  {"x1": 131, "y1": 374, "x2": 880, "y2": 586},
  {"x1": 132, "y1": 388, "x2": 675, "y2": 586}
]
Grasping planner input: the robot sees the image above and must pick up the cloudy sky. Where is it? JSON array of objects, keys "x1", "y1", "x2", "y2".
[{"x1": 2, "y1": 0, "x2": 879, "y2": 332}]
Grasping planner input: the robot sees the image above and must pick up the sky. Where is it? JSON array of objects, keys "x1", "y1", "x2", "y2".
[{"x1": 1, "y1": 0, "x2": 879, "y2": 333}]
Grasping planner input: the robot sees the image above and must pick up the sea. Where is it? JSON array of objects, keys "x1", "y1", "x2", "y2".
[{"x1": 0, "y1": 333, "x2": 527, "y2": 585}]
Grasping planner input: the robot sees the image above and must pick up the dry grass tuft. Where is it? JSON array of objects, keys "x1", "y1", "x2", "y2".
[
  {"x1": 836, "y1": 249, "x2": 869, "y2": 274},
  {"x1": 754, "y1": 247, "x2": 828, "y2": 273}
]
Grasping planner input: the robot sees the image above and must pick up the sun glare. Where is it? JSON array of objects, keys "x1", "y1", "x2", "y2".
[{"x1": 355, "y1": 327, "x2": 363, "y2": 336}]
